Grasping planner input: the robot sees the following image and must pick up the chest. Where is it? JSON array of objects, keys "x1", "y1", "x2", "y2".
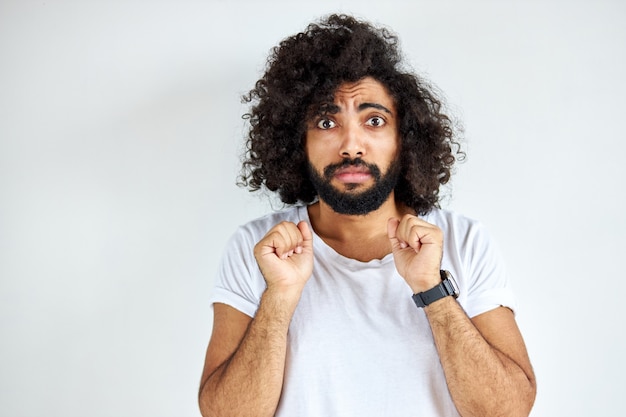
[
  {"x1": 288, "y1": 262, "x2": 439, "y2": 370},
  {"x1": 278, "y1": 263, "x2": 458, "y2": 416}
]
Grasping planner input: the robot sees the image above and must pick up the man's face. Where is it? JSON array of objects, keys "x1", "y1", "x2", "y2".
[{"x1": 305, "y1": 77, "x2": 400, "y2": 215}]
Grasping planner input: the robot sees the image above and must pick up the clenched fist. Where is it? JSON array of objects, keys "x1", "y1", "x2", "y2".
[
  {"x1": 387, "y1": 214, "x2": 444, "y2": 294},
  {"x1": 253, "y1": 221, "x2": 314, "y2": 297}
]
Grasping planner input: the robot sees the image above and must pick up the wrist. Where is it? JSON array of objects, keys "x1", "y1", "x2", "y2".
[
  {"x1": 263, "y1": 284, "x2": 303, "y2": 310},
  {"x1": 408, "y1": 271, "x2": 443, "y2": 294}
]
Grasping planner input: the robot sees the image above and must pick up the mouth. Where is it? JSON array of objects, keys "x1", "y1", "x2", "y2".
[
  {"x1": 333, "y1": 165, "x2": 372, "y2": 183},
  {"x1": 322, "y1": 158, "x2": 382, "y2": 187}
]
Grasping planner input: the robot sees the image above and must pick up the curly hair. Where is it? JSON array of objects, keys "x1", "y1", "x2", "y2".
[{"x1": 239, "y1": 14, "x2": 463, "y2": 215}]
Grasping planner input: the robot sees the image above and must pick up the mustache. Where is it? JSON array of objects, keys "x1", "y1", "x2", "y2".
[{"x1": 323, "y1": 158, "x2": 382, "y2": 180}]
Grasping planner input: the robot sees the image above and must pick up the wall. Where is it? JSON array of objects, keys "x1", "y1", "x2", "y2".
[{"x1": 1, "y1": 1, "x2": 624, "y2": 416}]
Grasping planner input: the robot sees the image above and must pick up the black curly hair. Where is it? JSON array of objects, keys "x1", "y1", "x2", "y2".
[{"x1": 239, "y1": 14, "x2": 463, "y2": 215}]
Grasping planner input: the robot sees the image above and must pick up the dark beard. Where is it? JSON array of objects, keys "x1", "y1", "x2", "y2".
[{"x1": 307, "y1": 157, "x2": 401, "y2": 215}]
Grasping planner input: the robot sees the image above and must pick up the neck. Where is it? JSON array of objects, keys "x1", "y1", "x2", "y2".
[{"x1": 307, "y1": 193, "x2": 412, "y2": 261}]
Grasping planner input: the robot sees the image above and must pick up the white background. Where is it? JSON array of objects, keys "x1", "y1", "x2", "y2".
[{"x1": 1, "y1": 1, "x2": 624, "y2": 416}]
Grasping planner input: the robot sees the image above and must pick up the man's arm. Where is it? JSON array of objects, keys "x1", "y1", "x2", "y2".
[
  {"x1": 426, "y1": 300, "x2": 536, "y2": 417},
  {"x1": 388, "y1": 215, "x2": 536, "y2": 417},
  {"x1": 198, "y1": 292, "x2": 298, "y2": 417},
  {"x1": 198, "y1": 221, "x2": 313, "y2": 417}
]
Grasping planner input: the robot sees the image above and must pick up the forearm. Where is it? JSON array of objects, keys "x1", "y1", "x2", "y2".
[
  {"x1": 425, "y1": 298, "x2": 536, "y2": 417},
  {"x1": 199, "y1": 289, "x2": 299, "y2": 417}
]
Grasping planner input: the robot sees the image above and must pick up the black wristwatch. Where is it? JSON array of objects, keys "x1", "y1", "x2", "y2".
[{"x1": 412, "y1": 270, "x2": 460, "y2": 308}]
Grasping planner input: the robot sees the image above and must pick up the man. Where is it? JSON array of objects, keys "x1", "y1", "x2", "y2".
[{"x1": 198, "y1": 14, "x2": 536, "y2": 417}]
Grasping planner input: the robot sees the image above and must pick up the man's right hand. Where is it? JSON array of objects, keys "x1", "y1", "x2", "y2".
[{"x1": 253, "y1": 221, "x2": 314, "y2": 297}]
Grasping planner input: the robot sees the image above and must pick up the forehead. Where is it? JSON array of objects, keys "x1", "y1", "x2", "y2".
[{"x1": 333, "y1": 77, "x2": 395, "y2": 108}]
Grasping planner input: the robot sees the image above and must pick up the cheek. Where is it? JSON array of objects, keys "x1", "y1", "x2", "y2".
[
  {"x1": 374, "y1": 136, "x2": 400, "y2": 159},
  {"x1": 305, "y1": 135, "x2": 333, "y2": 163}
]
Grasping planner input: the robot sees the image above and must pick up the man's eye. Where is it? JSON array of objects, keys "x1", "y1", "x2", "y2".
[
  {"x1": 317, "y1": 118, "x2": 336, "y2": 129},
  {"x1": 365, "y1": 116, "x2": 385, "y2": 127}
]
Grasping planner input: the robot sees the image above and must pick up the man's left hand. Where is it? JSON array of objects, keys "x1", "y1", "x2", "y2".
[{"x1": 387, "y1": 214, "x2": 444, "y2": 293}]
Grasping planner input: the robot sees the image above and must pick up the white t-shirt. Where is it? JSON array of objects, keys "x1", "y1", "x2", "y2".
[{"x1": 210, "y1": 205, "x2": 516, "y2": 417}]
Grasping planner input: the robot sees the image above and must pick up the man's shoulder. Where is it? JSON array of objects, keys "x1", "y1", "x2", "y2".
[
  {"x1": 425, "y1": 208, "x2": 496, "y2": 253},
  {"x1": 423, "y1": 207, "x2": 481, "y2": 230},
  {"x1": 237, "y1": 205, "x2": 306, "y2": 235}
]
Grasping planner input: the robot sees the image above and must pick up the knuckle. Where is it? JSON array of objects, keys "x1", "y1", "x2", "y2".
[
  {"x1": 277, "y1": 221, "x2": 300, "y2": 246},
  {"x1": 275, "y1": 221, "x2": 290, "y2": 233}
]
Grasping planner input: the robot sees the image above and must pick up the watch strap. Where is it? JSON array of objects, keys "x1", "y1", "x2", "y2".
[{"x1": 412, "y1": 270, "x2": 457, "y2": 308}]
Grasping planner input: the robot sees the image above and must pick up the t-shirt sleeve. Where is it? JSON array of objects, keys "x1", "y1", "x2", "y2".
[
  {"x1": 459, "y1": 221, "x2": 517, "y2": 318},
  {"x1": 208, "y1": 225, "x2": 267, "y2": 318}
]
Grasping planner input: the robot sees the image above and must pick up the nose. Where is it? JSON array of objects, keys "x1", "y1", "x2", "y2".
[{"x1": 339, "y1": 121, "x2": 365, "y2": 159}]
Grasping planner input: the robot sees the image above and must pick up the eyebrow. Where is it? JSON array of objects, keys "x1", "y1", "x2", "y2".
[
  {"x1": 358, "y1": 102, "x2": 393, "y2": 114},
  {"x1": 313, "y1": 102, "x2": 393, "y2": 116},
  {"x1": 316, "y1": 102, "x2": 393, "y2": 115}
]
